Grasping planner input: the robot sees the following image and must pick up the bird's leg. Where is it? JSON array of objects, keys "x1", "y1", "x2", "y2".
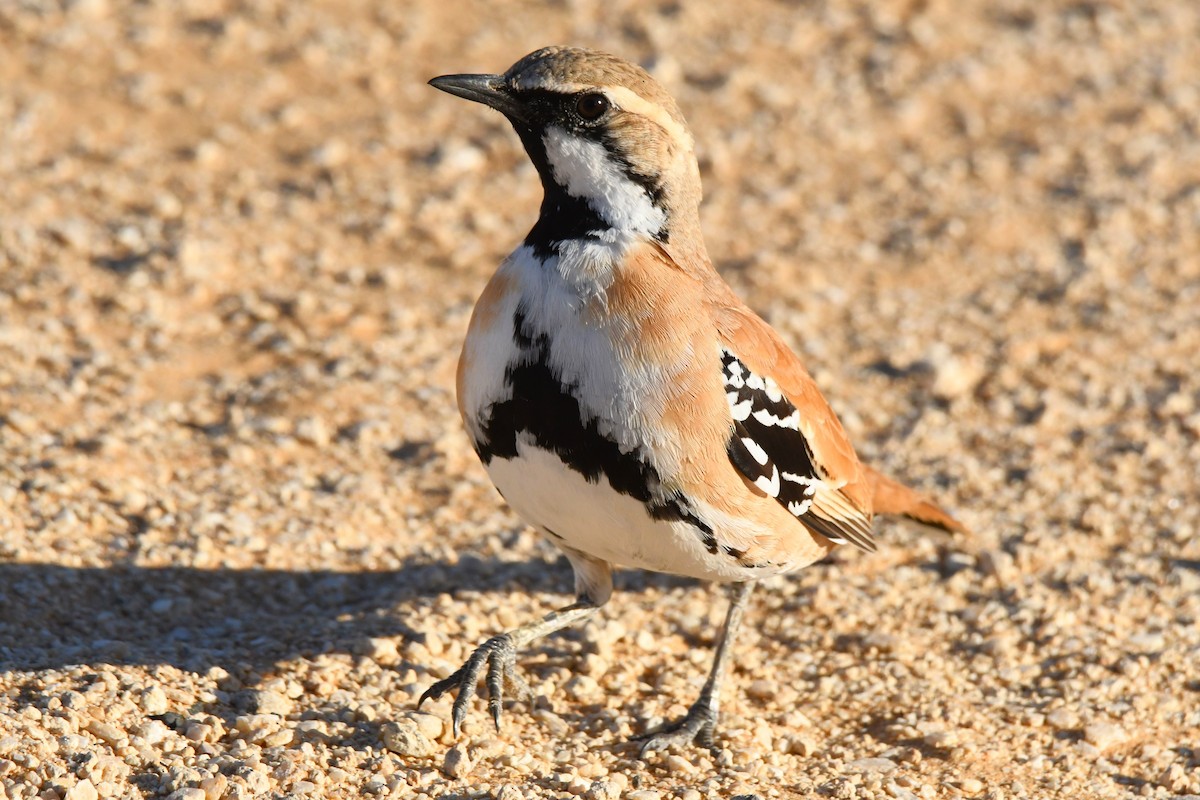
[
  {"x1": 639, "y1": 580, "x2": 755, "y2": 754},
  {"x1": 419, "y1": 549, "x2": 612, "y2": 736}
]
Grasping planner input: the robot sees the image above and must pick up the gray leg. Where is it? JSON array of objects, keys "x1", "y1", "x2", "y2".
[
  {"x1": 639, "y1": 580, "x2": 756, "y2": 754},
  {"x1": 420, "y1": 549, "x2": 613, "y2": 736}
]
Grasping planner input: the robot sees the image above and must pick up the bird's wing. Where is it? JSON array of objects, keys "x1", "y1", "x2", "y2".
[{"x1": 712, "y1": 298, "x2": 876, "y2": 552}]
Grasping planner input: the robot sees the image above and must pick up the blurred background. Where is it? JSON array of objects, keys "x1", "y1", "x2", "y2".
[{"x1": 1, "y1": 1, "x2": 1198, "y2": 798}]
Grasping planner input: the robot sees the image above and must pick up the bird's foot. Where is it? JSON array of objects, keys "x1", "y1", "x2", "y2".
[
  {"x1": 637, "y1": 702, "x2": 719, "y2": 755},
  {"x1": 418, "y1": 633, "x2": 533, "y2": 736}
]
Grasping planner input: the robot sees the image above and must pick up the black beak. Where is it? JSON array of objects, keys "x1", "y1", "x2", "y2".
[{"x1": 429, "y1": 73, "x2": 527, "y2": 123}]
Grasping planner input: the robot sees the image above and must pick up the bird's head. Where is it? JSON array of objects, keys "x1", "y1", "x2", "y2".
[{"x1": 431, "y1": 47, "x2": 703, "y2": 253}]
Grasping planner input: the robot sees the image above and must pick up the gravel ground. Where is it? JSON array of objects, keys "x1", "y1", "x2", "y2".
[{"x1": 2, "y1": 1, "x2": 1199, "y2": 799}]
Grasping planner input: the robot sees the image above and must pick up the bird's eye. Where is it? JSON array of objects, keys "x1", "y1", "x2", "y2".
[{"x1": 576, "y1": 93, "x2": 610, "y2": 121}]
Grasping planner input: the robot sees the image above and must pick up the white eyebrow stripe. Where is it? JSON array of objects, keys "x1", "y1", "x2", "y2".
[{"x1": 601, "y1": 86, "x2": 693, "y2": 150}]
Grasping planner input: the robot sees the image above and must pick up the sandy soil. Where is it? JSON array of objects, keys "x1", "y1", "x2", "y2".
[{"x1": 2, "y1": 1, "x2": 1199, "y2": 798}]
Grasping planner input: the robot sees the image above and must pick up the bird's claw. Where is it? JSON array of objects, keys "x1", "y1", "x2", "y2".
[
  {"x1": 636, "y1": 702, "x2": 719, "y2": 755},
  {"x1": 418, "y1": 633, "x2": 532, "y2": 736}
]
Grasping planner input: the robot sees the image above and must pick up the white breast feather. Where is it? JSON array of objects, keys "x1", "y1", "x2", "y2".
[
  {"x1": 459, "y1": 253, "x2": 526, "y2": 443},
  {"x1": 464, "y1": 236, "x2": 660, "y2": 453},
  {"x1": 542, "y1": 126, "x2": 666, "y2": 236}
]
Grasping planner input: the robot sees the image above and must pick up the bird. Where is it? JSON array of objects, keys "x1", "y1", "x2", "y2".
[{"x1": 421, "y1": 46, "x2": 966, "y2": 754}]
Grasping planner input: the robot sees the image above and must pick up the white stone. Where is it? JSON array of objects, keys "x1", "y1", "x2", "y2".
[
  {"x1": 1083, "y1": 722, "x2": 1128, "y2": 752},
  {"x1": 381, "y1": 720, "x2": 435, "y2": 757},
  {"x1": 442, "y1": 743, "x2": 472, "y2": 778},
  {"x1": 845, "y1": 757, "x2": 898, "y2": 773},
  {"x1": 64, "y1": 780, "x2": 99, "y2": 800}
]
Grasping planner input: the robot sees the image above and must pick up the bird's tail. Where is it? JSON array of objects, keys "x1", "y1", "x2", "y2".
[{"x1": 865, "y1": 466, "x2": 968, "y2": 534}]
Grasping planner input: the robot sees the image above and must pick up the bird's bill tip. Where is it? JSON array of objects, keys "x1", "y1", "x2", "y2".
[{"x1": 429, "y1": 73, "x2": 510, "y2": 109}]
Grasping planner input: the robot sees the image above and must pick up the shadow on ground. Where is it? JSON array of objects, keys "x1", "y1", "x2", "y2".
[
  {"x1": 0, "y1": 556, "x2": 548, "y2": 673},
  {"x1": 0, "y1": 556, "x2": 696, "y2": 676}
]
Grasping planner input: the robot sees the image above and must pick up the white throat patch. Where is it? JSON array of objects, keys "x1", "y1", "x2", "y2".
[{"x1": 542, "y1": 126, "x2": 666, "y2": 236}]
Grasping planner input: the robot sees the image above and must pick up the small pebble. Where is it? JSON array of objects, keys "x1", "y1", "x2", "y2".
[
  {"x1": 626, "y1": 791, "x2": 662, "y2": 800},
  {"x1": 664, "y1": 754, "x2": 695, "y2": 774},
  {"x1": 532, "y1": 708, "x2": 569, "y2": 736},
  {"x1": 199, "y1": 774, "x2": 227, "y2": 800},
  {"x1": 564, "y1": 674, "x2": 600, "y2": 701},
  {"x1": 442, "y1": 743, "x2": 472, "y2": 778},
  {"x1": 931, "y1": 354, "x2": 985, "y2": 400},
  {"x1": 585, "y1": 780, "x2": 621, "y2": 800},
  {"x1": 140, "y1": 686, "x2": 169, "y2": 715},
  {"x1": 166, "y1": 790, "x2": 206, "y2": 800},
  {"x1": 404, "y1": 712, "x2": 445, "y2": 741},
  {"x1": 363, "y1": 637, "x2": 400, "y2": 664},
  {"x1": 958, "y1": 778, "x2": 985, "y2": 794},
  {"x1": 1083, "y1": 722, "x2": 1128, "y2": 752},
  {"x1": 922, "y1": 730, "x2": 960, "y2": 748},
  {"x1": 496, "y1": 785, "x2": 527, "y2": 800},
  {"x1": 381, "y1": 721, "x2": 435, "y2": 758},
  {"x1": 248, "y1": 690, "x2": 293, "y2": 716},
  {"x1": 977, "y1": 549, "x2": 1016, "y2": 580},
  {"x1": 85, "y1": 721, "x2": 127, "y2": 747},
  {"x1": 64, "y1": 781, "x2": 98, "y2": 800},
  {"x1": 1046, "y1": 709, "x2": 1079, "y2": 731},
  {"x1": 786, "y1": 736, "x2": 818, "y2": 756},
  {"x1": 746, "y1": 679, "x2": 775, "y2": 700}
]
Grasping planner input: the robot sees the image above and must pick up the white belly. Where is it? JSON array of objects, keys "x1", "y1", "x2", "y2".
[{"x1": 486, "y1": 438, "x2": 749, "y2": 582}]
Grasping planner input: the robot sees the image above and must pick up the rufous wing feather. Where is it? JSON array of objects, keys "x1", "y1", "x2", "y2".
[
  {"x1": 865, "y1": 466, "x2": 968, "y2": 534},
  {"x1": 712, "y1": 296, "x2": 876, "y2": 552}
]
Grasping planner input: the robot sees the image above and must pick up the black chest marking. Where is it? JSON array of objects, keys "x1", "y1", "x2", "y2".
[
  {"x1": 523, "y1": 189, "x2": 608, "y2": 261},
  {"x1": 475, "y1": 308, "x2": 717, "y2": 552}
]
